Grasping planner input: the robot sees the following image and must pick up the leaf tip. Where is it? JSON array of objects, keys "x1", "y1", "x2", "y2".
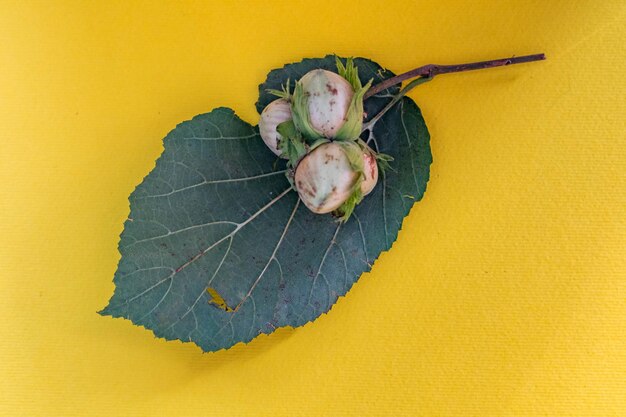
[{"x1": 97, "y1": 304, "x2": 114, "y2": 317}]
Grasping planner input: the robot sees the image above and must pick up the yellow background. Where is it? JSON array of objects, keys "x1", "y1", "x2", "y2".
[{"x1": 1, "y1": 1, "x2": 625, "y2": 416}]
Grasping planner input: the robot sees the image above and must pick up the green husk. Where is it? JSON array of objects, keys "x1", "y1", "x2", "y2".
[
  {"x1": 276, "y1": 120, "x2": 307, "y2": 169},
  {"x1": 334, "y1": 57, "x2": 372, "y2": 141},
  {"x1": 335, "y1": 56, "x2": 361, "y2": 91},
  {"x1": 332, "y1": 141, "x2": 366, "y2": 222},
  {"x1": 267, "y1": 79, "x2": 292, "y2": 101},
  {"x1": 333, "y1": 78, "x2": 372, "y2": 141},
  {"x1": 291, "y1": 81, "x2": 325, "y2": 142}
]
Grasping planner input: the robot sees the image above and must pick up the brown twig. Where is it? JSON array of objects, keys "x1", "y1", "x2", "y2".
[{"x1": 364, "y1": 53, "x2": 546, "y2": 99}]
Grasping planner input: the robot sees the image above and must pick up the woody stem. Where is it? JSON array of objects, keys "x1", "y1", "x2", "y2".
[{"x1": 364, "y1": 53, "x2": 546, "y2": 99}]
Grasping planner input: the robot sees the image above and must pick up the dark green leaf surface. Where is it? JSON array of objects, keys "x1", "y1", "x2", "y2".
[{"x1": 100, "y1": 56, "x2": 432, "y2": 352}]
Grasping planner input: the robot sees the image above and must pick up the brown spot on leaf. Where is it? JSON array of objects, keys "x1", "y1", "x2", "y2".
[{"x1": 207, "y1": 287, "x2": 234, "y2": 312}]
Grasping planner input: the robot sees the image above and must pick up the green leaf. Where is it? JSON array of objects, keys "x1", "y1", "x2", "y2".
[{"x1": 100, "y1": 56, "x2": 432, "y2": 352}]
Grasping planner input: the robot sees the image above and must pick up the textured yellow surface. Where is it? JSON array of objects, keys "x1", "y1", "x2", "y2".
[{"x1": 1, "y1": 1, "x2": 625, "y2": 416}]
